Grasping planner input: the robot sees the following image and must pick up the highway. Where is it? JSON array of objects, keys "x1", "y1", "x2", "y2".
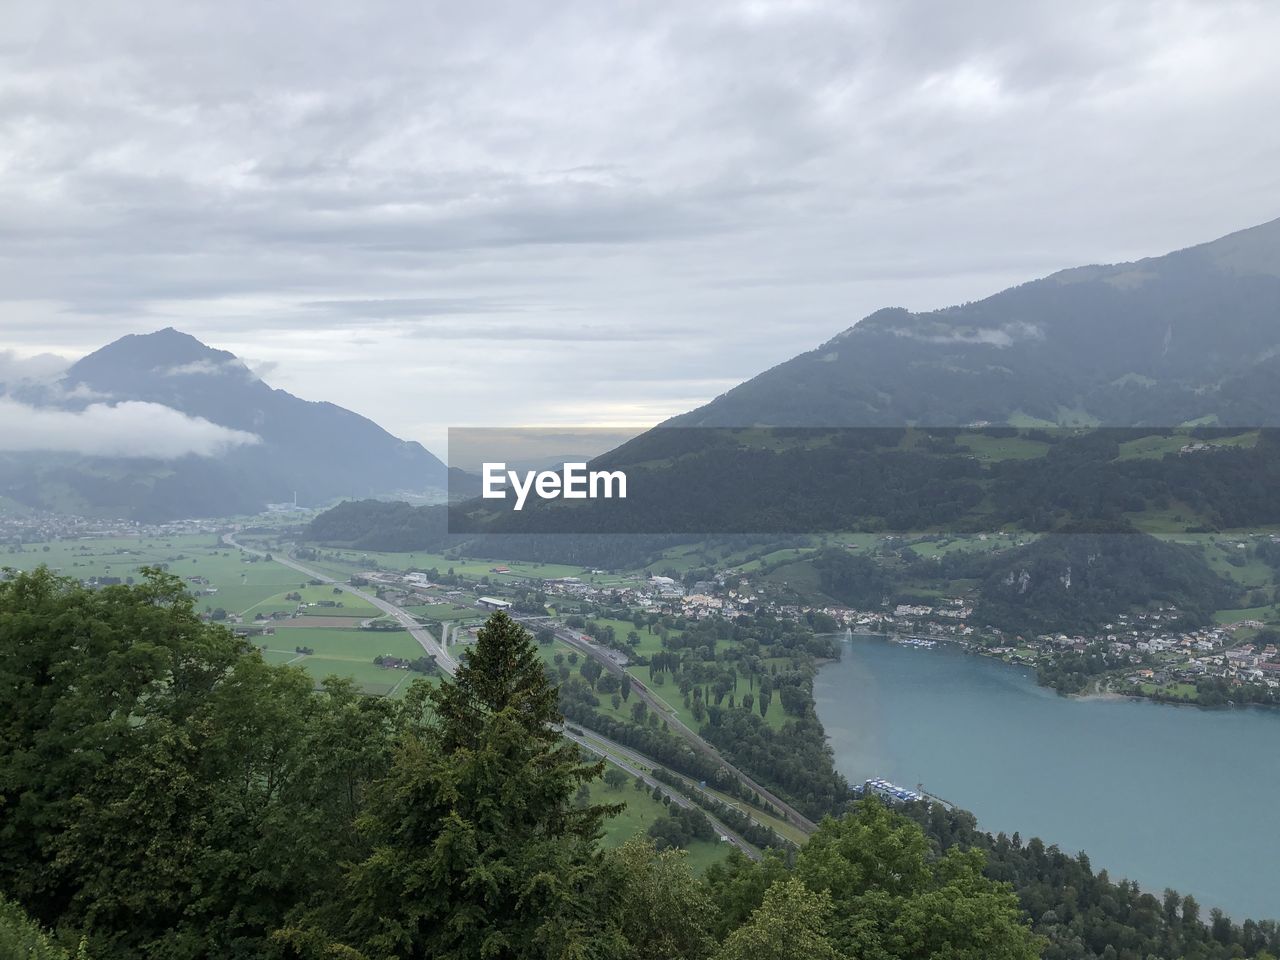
[
  {"x1": 225, "y1": 532, "x2": 809, "y2": 846},
  {"x1": 222, "y1": 532, "x2": 459, "y2": 674},
  {"x1": 522, "y1": 616, "x2": 818, "y2": 835},
  {"x1": 559, "y1": 726, "x2": 760, "y2": 860}
]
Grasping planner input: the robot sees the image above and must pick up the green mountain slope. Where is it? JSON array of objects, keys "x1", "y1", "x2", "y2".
[{"x1": 667, "y1": 217, "x2": 1280, "y2": 429}]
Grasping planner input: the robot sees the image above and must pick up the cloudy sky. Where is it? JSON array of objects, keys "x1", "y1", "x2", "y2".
[{"x1": 2, "y1": 0, "x2": 1279, "y2": 456}]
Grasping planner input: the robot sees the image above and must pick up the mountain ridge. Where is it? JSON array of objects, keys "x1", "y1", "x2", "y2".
[
  {"x1": 0, "y1": 328, "x2": 447, "y2": 520},
  {"x1": 664, "y1": 216, "x2": 1280, "y2": 429}
]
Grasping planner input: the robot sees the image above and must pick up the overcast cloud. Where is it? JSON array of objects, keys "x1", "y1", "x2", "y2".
[{"x1": 1, "y1": 0, "x2": 1278, "y2": 454}]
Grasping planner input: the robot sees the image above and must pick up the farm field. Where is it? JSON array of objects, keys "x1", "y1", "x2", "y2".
[
  {"x1": 240, "y1": 582, "x2": 382, "y2": 620},
  {"x1": 730, "y1": 547, "x2": 813, "y2": 574},
  {"x1": 256, "y1": 625, "x2": 431, "y2": 697},
  {"x1": 0, "y1": 534, "x2": 302, "y2": 615},
  {"x1": 755, "y1": 558, "x2": 826, "y2": 598},
  {"x1": 0, "y1": 534, "x2": 433, "y2": 696}
]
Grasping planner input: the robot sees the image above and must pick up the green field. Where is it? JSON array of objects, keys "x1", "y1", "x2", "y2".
[
  {"x1": 588, "y1": 616, "x2": 676, "y2": 658},
  {"x1": 590, "y1": 768, "x2": 730, "y2": 874},
  {"x1": 240, "y1": 582, "x2": 382, "y2": 620},
  {"x1": 626, "y1": 659, "x2": 789, "y2": 733},
  {"x1": 755, "y1": 558, "x2": 826, "y2": 598},
  {"x1": 1117, "y1": 430, "x2": 1259, "y2": 461},
  {"x1": 905, "y1": 533, "x2": 1031, "y2": 559},
  {"x1": 731, "y1": 547, "x2": 814, "y2": 574},
  {"x1": 0, "y1": 534, "x2": 436, "y2": 697},
  {"x1": 1213, "y1": 605, "x2": 1279, "y2": 625},
  {"x1": 1139, "y1": 681, "x2": 1199, "y2": 701},
  {"x1": 0, "y1": 535, "x2": 304, "y2": 617},
  {"x1": 257, "y1": 625, "x2": 431, "y2": 697},
  {"x1": 958, "y1": 434, "x2": 1051, "y2": 461}
]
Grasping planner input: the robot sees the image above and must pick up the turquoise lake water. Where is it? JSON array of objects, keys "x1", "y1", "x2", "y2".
[{"x1": 813, "y1": 635, "x2": 1280, "y2": 922}]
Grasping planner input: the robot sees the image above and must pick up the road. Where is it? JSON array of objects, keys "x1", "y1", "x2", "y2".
[
  {"x1": 560, "y1": 726, "x2": 760, "y2": 860},
  {"x1": 222, "y1": 532, "x2": 459, "y2": 674},
  {"x1": 225, "y1": 533, "x2": 810, "y2": 844},
  {"x1": 522, "y1": 616, "x2": 818, "y2": 835},
  {"x1": 565, "y1": 724, "x2": 795, "y2": 853}
]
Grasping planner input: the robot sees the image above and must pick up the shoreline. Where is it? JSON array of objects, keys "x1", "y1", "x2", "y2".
[{"x1": 838, "y1": 630, "x2": 1278, "y2": 713}]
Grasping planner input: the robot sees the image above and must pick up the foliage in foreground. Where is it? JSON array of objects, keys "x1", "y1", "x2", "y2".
[
  {"x1": 1, "y1": 568, "x2": 1037, "y2": 958},
  {"x1": 0, "y1": 895, "x2": 84, "y2": 959}
]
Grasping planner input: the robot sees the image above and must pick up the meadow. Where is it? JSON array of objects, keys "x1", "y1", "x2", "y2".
[
  {"x1": 0, "y1": 534, "x2": 426, "y2": 696},
  {"x1": 588, "y1": 770, "x2": 729, "y2": 874}
]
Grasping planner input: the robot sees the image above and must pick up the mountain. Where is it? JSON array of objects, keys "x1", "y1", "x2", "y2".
[
  {"x1": 970, "y1": 532, "x2": 1237, "y2": 636},
  {"x1": 0, "y1": 328, "x2": 446, "y2": 520},
  {"x1": 315, "y1": 219, "x2": 1280, "y2": 552},
  {"x1": 427, "y1": 218, "x2": 1280, "y2": 541},
  {"x1": 666, "y1": 217, "x2": 1280, "y2": 429}
]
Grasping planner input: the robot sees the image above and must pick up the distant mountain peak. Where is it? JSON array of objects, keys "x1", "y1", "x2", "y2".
[
  {"x1": 65, "y1": 327, "x2": 243, "y2": 391},
  {"x1": 5, "y1": 327, "x2": 447, "y2": 519}
]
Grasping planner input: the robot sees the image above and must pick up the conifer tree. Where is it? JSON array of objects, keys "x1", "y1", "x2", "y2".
[{"x1": 336, "y1": 611, "x2": 620, "y2": 960}]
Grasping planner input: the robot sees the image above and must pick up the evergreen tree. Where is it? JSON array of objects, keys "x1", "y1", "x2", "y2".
[{"x1": 328, "y1": 612, "x2": 620, "y2": 959}]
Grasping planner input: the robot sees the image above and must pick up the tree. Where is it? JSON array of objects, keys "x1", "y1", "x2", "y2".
[
  {"x1": 322, "y1": 611, "x2": 621, "y2": 960},
  {"x1": 598, "y1": 838, "x2": 716, "y2": 960},
  {"x1": 0, "y1": 568, "x2": 397, "y2": 958},
  {"x1": 603, "y1": 768, "x2": 630, "y2": 791},
  {"x1": 0, "y1": 897, "x2": 81, "y2": 960},
  {"x1": 620, "y1": 674, "x2": 633, "y2": 701},
  {"x1": 714, "y1": 878, "x2": 841, "y2": 960},
  {"x1": 794, "y1": 801, "x2": 1041, "y2": 960},
  {"x1": 580, "y1": 658, "x2": 603, "y2": 689}
]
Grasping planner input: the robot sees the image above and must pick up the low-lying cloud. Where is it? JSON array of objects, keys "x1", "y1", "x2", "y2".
[
  {"x1": 890, "y1": 320, "x2": 1044, "y2": 348},
  {"x1": 160, "y1": 357, "x2": 254, "y2": 378},
  {"x1": 0, "y1": 398, "x2": 261, "y2": 459},
  {"x1": 0, "y1": 350, "x2": 71, "y2": 384}
]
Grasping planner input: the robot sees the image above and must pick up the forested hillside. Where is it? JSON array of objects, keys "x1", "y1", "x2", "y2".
[
  {"x1": 0, "y1": 570, "x2": 1039, "y2": 960},
  {"x1": 4, "y1": 569, "x2": 1277, "y2": 959},
  {"x1": 972, "y1": 532, "x2": 1237, "y2": 635}
]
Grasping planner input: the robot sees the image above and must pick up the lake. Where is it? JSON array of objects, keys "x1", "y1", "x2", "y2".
[{"x1": 813, "y1": 635, "x2": 1280, "y2": 922}]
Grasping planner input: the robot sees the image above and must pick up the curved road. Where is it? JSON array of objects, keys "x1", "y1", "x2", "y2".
[
  {"x1": 226, "y1": 533, "x2": 810, "y2": 843},
  {"x1": 560, "y1": 726, "x2": 760, "y2": 860},
  {"x1": 527, "y1": 617, "x2": 818, "y2": 834},
  {"x1": 223, "y1": 532, "x2": 459, "y2": 674}
]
